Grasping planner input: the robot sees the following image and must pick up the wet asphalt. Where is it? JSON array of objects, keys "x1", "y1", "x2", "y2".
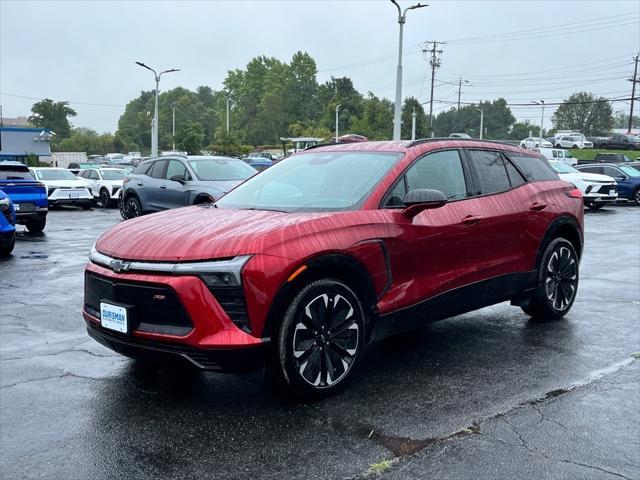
[{"x1": 0, "y1": 204, "x2": 639, "y2": 480}]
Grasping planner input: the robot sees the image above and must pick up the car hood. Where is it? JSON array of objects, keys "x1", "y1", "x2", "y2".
[
  {"x1": 186, "y1": 180, "x2": 243, "y2": 199},
  {"x1": 95, "y1": 206, "x2": 336, "y2": 261},
  {"x1": 101, "y1": 180, "x2": 123, "y2": 187},
  {"x1": 577, "y1": 172, "x2": 615, "y2": 183},
  {"x1": 41, "y1": 180, "x2": 89, "y2": 188}
]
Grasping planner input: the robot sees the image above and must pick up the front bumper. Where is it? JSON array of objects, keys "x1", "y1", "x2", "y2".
[{"x1": 83, "y1": 262, "x2": 267, "y2": 372}]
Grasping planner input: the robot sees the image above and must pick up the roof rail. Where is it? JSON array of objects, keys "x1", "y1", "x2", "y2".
[
  {"x1": 301, "y1": 141, "x2": 351, "y2": 151},
  {"x1": 406, "y1": 137, "x2": 519, "y2": 148}
]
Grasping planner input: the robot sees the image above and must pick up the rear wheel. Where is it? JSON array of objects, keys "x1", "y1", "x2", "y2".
[
  {"x1": 634, "y1": 188, "x2": 640, "y2": 205},
  {"x1": 266, "y1": 279, "x2": 365, "y2": 398},
  {"x1": 25, "y1": 217, "x2": 46, "y2": 233},
  {"x1": 122, "y1": 196, "x2": 142, "y2": 220},
  {"x1": 521, "y1": 238, "x2": 578, "y2": 320},
  {"x1": 0, "y1": 236, "x2": 15, "y2": 256}
]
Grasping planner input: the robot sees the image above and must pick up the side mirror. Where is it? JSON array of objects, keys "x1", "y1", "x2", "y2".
[
  {"x1": 401, "y1": 189, "x2": 448, "y2": 219},
  {"x1": 615, "y1": 175, "x2": 627, "y2": 182},
  {"x1": 171, "y1": 175, "x2": 186, "y2": 184}
]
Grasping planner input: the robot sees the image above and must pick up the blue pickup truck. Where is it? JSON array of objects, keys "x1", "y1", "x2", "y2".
[{"x1": 0, "y1": 162, "x2": 48, "y2": 233}]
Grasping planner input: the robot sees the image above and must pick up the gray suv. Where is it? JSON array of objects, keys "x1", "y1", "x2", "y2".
[{"x1": 120, "y1": 155, "x2": 257, "y2": 219}]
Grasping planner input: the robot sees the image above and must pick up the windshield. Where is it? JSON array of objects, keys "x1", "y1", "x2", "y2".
[
  {"x1": 188, "y1": 158, "x2": 257, "y2": 181},
  {"x1": 215, "y1": 151, "x2": 403, "y2": 212},
  {"x1": 565, "y1": 151, "x2": 573, "y2": 158},
  {"x1": 35, "y1": 169, "x2": 79, "y2": 181},
  {"x1": 551, "y1": 162, "x2": 577, "y2": 174},
  {"x1": 619, "y1": 165, "x2": 640, "y2": 177},
  {"x1": 100, "y1": 170, "x2": 125, "y2": 180}
]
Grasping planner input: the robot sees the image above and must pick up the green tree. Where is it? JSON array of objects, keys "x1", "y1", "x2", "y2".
[
  {"x1": 613, "y1": 110, "x2": 639, "y2": 129},
  {"x1": 433, "y1": 98, "x2": 515, "y2": 139},
  {"x1": 401, "y1": 97, "x2": 428, "y2": 140},
  {"x1": 175, "y1": 121, "x2": 205, "y2": 154},
  {"x1": 29, "y1": 99, "x2": 77, "y2": 139},
  {"x1": 55, "y1": 127, "x2": 118, "y2": 155},
  {"x1": 509, "y1": 120, "x2": 538, "y2": 140},
  {"x1": 350, "y1": 93, "x2": 393, "y2": 140},
  {"x1": 551, "y1": 92, "x2": 613, "y2": 136}
]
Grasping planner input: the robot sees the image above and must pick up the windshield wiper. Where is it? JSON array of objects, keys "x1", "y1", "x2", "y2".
[{"x1": 240, "y1": 207, "x2": 287, "y2": 213}]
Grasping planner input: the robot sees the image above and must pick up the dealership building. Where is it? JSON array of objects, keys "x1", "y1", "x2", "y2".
[{"x1": 0, "y1": 126, "x2": 53, "y2": 164}]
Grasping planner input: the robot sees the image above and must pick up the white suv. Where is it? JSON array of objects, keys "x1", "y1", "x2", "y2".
[
  {"x1": 520, "y1": 137, "x2": 552, "y2": 149},
  {"x1": 29, "y1": 167, "x2": 94, "y2": 209},
  {"x1": 77, "y1": 168, "x2": 126, "y2": 207},
  {"x1": 549, "y1": 161, "x2": 617, "y2": 210},
  {"x1": 554, "y1": 135, "x2": 593, "y2": 149}
]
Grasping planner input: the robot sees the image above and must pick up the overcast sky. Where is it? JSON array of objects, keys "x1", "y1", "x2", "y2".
[{"x1": 1, "y1": 0, "x2": 638, "y2": 133}]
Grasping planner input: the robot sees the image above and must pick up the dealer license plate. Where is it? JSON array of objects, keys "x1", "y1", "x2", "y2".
[
  {"x1": 609, "y1": 189, "x2": 616, "y2": 196},
  {"x1": 69, "y1": 192, "x2": 79, "y2": 199},
  {"x1": 100, "y1": 302, "x2": 128, "y2": 333}
]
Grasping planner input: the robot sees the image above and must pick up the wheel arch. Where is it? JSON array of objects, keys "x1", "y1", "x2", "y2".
[
  {"x1": 261, "y1": 253, "x2": 379, "y2": 342},
  {"x1": 536, "y1": 215, "x2": 583, "y2": 268}
]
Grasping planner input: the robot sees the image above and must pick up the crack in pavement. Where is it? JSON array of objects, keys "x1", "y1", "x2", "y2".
[
  {"x1": 2, "y1": 348, "x2": 118, "y2": 361},
  {"x1": 1, "y1": 371, "x2": 107, "y2": 390}
]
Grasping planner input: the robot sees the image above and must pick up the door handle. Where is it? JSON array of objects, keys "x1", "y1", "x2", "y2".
[
  {"x1": 136, "y1": 182, "x2": 143, "y2": 186},
  {"x1": 160, "y1": 185, "x2": 167, "y2": 189},
  {"x1": 529, "y1": 202, "x2": 547, "y2": 211},
  {"x1": 462, "y1": 215, "x2": 483, "y2": 225}
]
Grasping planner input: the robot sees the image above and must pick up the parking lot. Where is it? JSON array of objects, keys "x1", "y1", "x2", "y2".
[{"x1": 1, "y1": 205, "x2": 639, "y2": 480}]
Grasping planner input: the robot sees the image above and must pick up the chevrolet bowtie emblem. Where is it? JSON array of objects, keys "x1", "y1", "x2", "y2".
[{"x1": 110, "y1": 259, "x2": 130, "y2": 273}]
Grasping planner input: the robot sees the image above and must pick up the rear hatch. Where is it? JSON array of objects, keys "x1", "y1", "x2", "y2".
[{"x1": 0, "y1": 165, "x2": 47, "y2": 208}]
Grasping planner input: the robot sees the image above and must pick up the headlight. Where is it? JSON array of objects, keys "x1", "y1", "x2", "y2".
[
  {"x1": 89, "y1": 246, "x2": 251, "y2": 285},
  {"x1": 0, "y1": 197, "x2": 10, "y2": 211},
  {"x1": 585, "y1": 185, "x2": 593, "y2": 194}
]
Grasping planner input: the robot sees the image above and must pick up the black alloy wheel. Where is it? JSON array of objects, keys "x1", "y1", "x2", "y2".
[
  {"x1": 267, "y1": 279, "x2": 364, "y2": 398},
  {"x1": 634, "y1": 188, "x2": 640, "y2": 205},
  {"x1": 521, "y1": 238, "x2": 579, "y2": 320},
  {"x1": 123, "y1": 196, "x2": 142, "y2": 219},
  {"x1": 100, "y1": 189, "x2": 111, "y2": 208}
]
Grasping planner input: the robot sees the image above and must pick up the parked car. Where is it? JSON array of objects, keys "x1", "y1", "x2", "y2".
[
  {"x1": 29, "y1": 167, "x2": 94, "y2": 209},
  {"x1": 592, "y1": 153, "x2": 633, "y2": 164},
  {"x1": 600, "y1": 133, "x2": 640, "y2": 150},
  {"x1": 85, "y1": 139, "x2": 584, "y2": 397},
  {"x1": 0, "y1": 162, "x2": 48, "y2": 233},
  {"x1": 247, "y1": 159, "x2": 273, "y2": 172},
  {"x1": 77, "y1": 168, "x2": 125, "y2": 207},
  {"x1": 0, "y1": 189, "x2": 16, "y2": 256},
  {"x1": 586, "y1": 136, "x2": 610, "y2": 148},
  {"x1": 520, "y1": 137, "x2": 552, "y2": 149},
  {"x1": 448, "y1": 133, "x2": 472, "y2": 139},
  {"x1": 576, "y1": 163, "x2": 640, "y2": 204},
  {"x1": 536, "y1": 148, "x2": 577, "y2": 166},
  {"x1": 554, "y1": 135, "x2": 593, "y2": 149},
  {"x1": 338, "y1": 134, "x2": 369, "y2": 143},
  {"x1": 119, "y1": 155, "x2": 257, "y2": 219},
  {"x1": 245, "y1": 152, "x2": 276, "y2": 162},
  {"x1": 549, "y1": 160, "x2": 617, "y2": 210}
]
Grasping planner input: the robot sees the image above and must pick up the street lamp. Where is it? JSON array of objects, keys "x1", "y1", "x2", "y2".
[
  {"x1": 390, "y1": 0, "x2": 428, "y2": 141},
  {"x1": 411, "y1": 107, "x2": 417, "y2": 140},
  {"x1": 171, "y1": 102, "x2": 178, "y2": 151},
  {"x1": 476, "y1": 107, "x2": 484, "y2": 140},
  {"x1": 226, "y1": 96, "x2": 234, "y2": 133},
  {"x1": 135, "y1": 61, "x2": 180, "y2": 157},
  {"x1": 532, "y1": 100, "x2": 545, "y2": 144},
  {"x1": 335, "y1": 104, "x2": 342, "y2": 142}
]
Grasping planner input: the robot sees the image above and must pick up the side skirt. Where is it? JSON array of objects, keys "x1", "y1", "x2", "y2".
[{"x1": 370, "y1": 271, "x2": 537, "y2": 342}]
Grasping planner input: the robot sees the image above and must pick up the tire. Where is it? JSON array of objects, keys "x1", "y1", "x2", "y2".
[
  {"x1": 572, "y1": 144, "x2": 579, "y2": 149},
  {"x1": 81, "y1": 204, "x2": 92, "y2": 210},
  {"x1": 265, "y1": 279, "x2": 365, "y2": 398},
  {"x1": 99, "y1": 189, "x2": 111, "y2": 208},
  {"x1": 534, "y1": 143, "x2": 539, "y2": 148},
  {"x1": 25, "y1": 217, "x2": 46, "y2": 233},
  {"x1": 555, "y1": 144, "x2": 562, "y2": 149},
  {"x1": 634, "y1": 188, "x2": 640, "y2": 205},
  {"x1": 521, "y1": 238, "x2": 579, "y2": 321},
  {"x1": 122, "y1": 196, "x2": 142, "y2": 220},
  {"x1": 0, "y1": 237, "x2": 15, "y2": 257}
]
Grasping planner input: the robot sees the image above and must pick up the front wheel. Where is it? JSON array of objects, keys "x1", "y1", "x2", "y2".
[
  {"x1": 266, "y1": 279, "x2": 365, "y2": 398},
  {"x1": 633, "y1": 188, "x2": 640, "y2": 205},
  {"x1": 122, "y1": 196, "x2": 142, "y2": 220},
  {"x1": 99, "y1": 189, "x2": 111, "y2": 208},
  {"x1": 0, "y1": 236, "x2": 15, "y2": 256},
  {"x1": 25, "y1": 217, "x2": 46, "y2": 233},
  {"x1": 521, "y1": 238, "x2": 579, "y2": 320}
]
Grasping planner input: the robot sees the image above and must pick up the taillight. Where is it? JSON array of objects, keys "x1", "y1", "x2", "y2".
[{"x1": 564, "y1": 186, "x2": 582, "y2": 198}]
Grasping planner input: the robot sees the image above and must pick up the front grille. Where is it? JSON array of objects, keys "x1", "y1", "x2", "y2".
[
  {"x1": 84, "y1": 272, "x2": 192, "y2": 336},
  {"x1": 596, "y1": 184, "x2": 616, "y2": 194},
  {"x1": 112, "y1": 186, "x2": 121, "y2": 194},
  {"x1": 209, "y1": 287, "x2": 251, "y2": 333}
]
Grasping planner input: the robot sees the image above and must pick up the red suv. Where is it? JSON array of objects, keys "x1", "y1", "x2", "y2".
[{"x1": 84, "y1": 139, "x2": 583, "y2": 397}]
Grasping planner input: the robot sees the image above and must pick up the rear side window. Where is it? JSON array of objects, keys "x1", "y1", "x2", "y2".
[
  {"x1": 508, "y1": 154, "x2": 558, "y2": 182},
  {"x1": 579, "y1": 166, "x2": 603, "y2": 175},
  {"x1": 0, "y1": 168, "x2": 34, "y2": 180},
  {"x1": 149, "y1": 160, "x2": 167, "y2": 179},
  {"x1": 134, "y1": 162, "x2": 153, "y2": 175},
  {"x1": 467, "y1": 150, "x2": 511, "y2": 194}
]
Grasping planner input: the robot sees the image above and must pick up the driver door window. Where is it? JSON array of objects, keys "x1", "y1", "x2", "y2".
[{"x1": 165, "y1": 160, "x2": 189, "y2": 181}]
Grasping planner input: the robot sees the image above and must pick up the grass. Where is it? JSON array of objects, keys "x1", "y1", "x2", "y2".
[
  {"x1": 568, "y1": 148, "x2": 640, "y2": 161},
  {"x1": 367, "y1": 459, "x2": 394, "y2": 475}
]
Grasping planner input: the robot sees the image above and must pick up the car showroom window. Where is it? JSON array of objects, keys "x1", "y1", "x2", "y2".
[
  {"x1": 467, "y1": 150, "x2": 511, "y2": 194},
  {"x1": 150, "y1": 160, "x2": 167, "y2": 179},
  {"x1": 508, "y1": 153, "x2": 558, "y2": 181},
  {"x1": 166, "y1": 160, "x2": 188, "y2": 180},
  {"x1": 405, "y1": 150, "x2": 468, "y2": 200}
]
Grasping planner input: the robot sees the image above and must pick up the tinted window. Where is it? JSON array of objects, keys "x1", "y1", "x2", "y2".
[
  {"x1": 504, "y1": 158, "x2": 527, "y2": 187},
  {"x1": 508, "y1": 154, "x2": 559, "y2": 182},
  {"x1": 578, "y1": 166, "x2": 602, "y2": 175},
  {"x1": 100, "y1": 170, "x2": 125, "y2": 180},
  {"x1": 35, "y1": 169, "x2": 78, "y2": 181},
  {"x1": 134, "y1": 162, "x2": 153, "y2": 175},
  {"x1": 602, "y1": 166, "x2": 622, "y2": 177},
  {"x1": 405, "y1": 150, "x2": 468, "y2": 200},
  {"x1": 0, "y1": 168, "x2": 34, "y2": 180},
  {"x1": 468, "y1": 150, "x2": 511, "y2": 194},
  {"x1": 188, "y1": 158, "x2": 256, "y2": 181},
  {"x1": 166, "y1": 160, "x2": 188, "y2": 180},
  {"x1": 150, "y1": 160, "x2": 167, "y2": 179},
  {"x1": 90, "y1": 170, "x2": 99, "y2": 180}
]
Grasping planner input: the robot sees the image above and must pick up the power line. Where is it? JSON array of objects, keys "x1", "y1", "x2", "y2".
[
  {"x1": 423, "y1": 96, "x2": 638, "y2": 108},
  {"x1": 629, "y1": 54, "x2": 640, "y2": 133},
  {"x1": 0, "y1": 92, "x2": 126, "y2": 107}
]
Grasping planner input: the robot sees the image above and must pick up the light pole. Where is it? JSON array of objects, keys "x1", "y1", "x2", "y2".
[
  {"x1": 135, "y1": 61, "x2": 180, "y2": 157},
  {"x1": 226, "y1": 96, "x2": 232, "y2": 133},
  {"x1": 390, "y1": 0, "x2": 428, "y2": 141},
  {"x1": 532, "y1": 100, "x2": 545, "y2": 144},
  {"x1": 335, "y1": 104, "x2": 342, "y2": 142},
  {"x1": 411, "y1": 107, "x2": 417, "y2": 140},
  {"x1": 171, "y1": 102, "x2": 178, "y2": 151},
  {"x1": 476, "y1": 107, "x2": 484, "y2": 140}
]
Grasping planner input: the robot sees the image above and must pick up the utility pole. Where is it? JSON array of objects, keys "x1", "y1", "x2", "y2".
[
  {"x1": 424, "y1": 40, "x2": 444, "y2": 136},
  {"x1": 390, "y1": 1, "x2": 428, "y2": 141},
  {"x1": 457, "y1": 77, "x2": 469, "y2": 111},
  {"x1": 411, "y1": 107, "x2": 417, "y2": 140},
  {"x1": 628, "y1": 54, "x2": 639, "y2": 134},
  {"x1": 335, "y1": 104, "x2": 342, "y2": 142}
]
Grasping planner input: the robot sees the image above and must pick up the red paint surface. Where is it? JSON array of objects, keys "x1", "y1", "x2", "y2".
[{"x1": 88, "y1": 140, "x2": 584, "y2": 344}]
